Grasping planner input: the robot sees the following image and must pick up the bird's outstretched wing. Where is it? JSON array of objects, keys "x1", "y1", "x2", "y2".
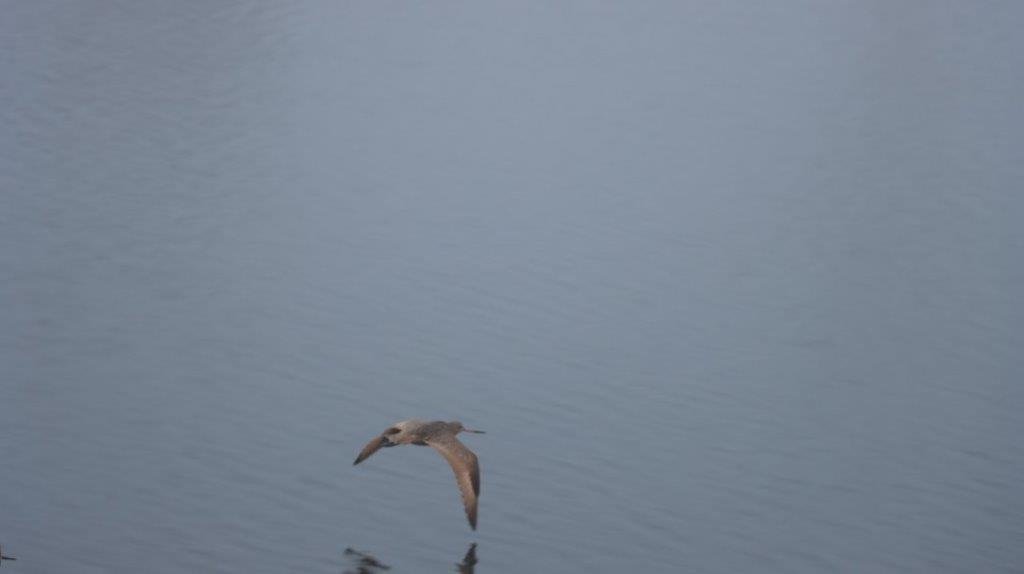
[
  {"x1": 353, "y1": 435, "x2": 386, "y2": 465},
  {"x1": 427, "y1": 434, "x2": 480, "y2": 529}
]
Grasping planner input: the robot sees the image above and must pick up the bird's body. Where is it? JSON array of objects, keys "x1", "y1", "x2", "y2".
[{"x1": 353, "y1": 419, "x2": 484, "y2": 529}]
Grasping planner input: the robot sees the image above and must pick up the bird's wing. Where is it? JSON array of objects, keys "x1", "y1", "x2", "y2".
[
  {"x1": 427, "y1": 434, "x2": 480, "y2": 529},
  {"x1": 353, "y1": 435, "x2": 386, "y2": 465}
]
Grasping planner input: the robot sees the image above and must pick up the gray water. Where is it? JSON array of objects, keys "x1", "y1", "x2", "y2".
[{"x1": 2, "y1": 2, "x2": 1023, "y2": 572}]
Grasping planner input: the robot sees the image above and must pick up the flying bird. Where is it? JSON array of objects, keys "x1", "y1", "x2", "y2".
[{"x1": 353, "y1": 420, "x2": 484, "y2": 529}]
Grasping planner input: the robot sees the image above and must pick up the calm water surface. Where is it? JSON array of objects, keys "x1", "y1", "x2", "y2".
[{"x1": 2, "y1": 2, "x2": 1023, "y2": 572}]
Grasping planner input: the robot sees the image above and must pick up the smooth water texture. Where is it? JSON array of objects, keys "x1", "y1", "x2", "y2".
[{"x1": 2, "y1": 2, "x2": 1023, "y2": 572}]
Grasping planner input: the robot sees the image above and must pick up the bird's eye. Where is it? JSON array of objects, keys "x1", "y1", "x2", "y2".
[{"x1": 384, "y1": 427, "x2": 400, "y2": 435}]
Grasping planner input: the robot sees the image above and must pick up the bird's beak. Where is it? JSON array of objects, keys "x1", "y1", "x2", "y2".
[{"x1": 464, "y1": 429, "x2": 485, "y2": 434}]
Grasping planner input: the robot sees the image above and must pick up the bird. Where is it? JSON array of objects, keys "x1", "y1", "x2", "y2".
[{"x1": 353, "y1": 420, "x2": 484, "y2": 529}]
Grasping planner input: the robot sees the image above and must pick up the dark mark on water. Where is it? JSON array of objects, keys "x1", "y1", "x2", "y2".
[
  {"x1": 457, "y1": 543, "x2": 478, "y2": 574},
  {"x1": 343, "y1": 547, "x2": 390, "y2": 574}
]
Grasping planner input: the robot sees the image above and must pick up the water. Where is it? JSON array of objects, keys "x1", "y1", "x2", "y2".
[{"x1": 2, "y1": 2, "x2": 1023, "y2": 572}]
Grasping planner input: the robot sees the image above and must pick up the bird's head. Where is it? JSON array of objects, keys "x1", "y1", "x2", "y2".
[{"x1": 379, "y1": 419, "x2": 421, "y2": 445}]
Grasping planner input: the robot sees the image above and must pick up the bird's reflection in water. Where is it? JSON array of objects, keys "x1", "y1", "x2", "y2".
[
  {"x1": 341, "y1": 544, "x2": 477, "y2": 573},
  {"x1": 343, "y1": 548, "x2": 390, "y2": 574},
  {"x1": 456, "y1": 543, "x2": 478, "y2": 574}
]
